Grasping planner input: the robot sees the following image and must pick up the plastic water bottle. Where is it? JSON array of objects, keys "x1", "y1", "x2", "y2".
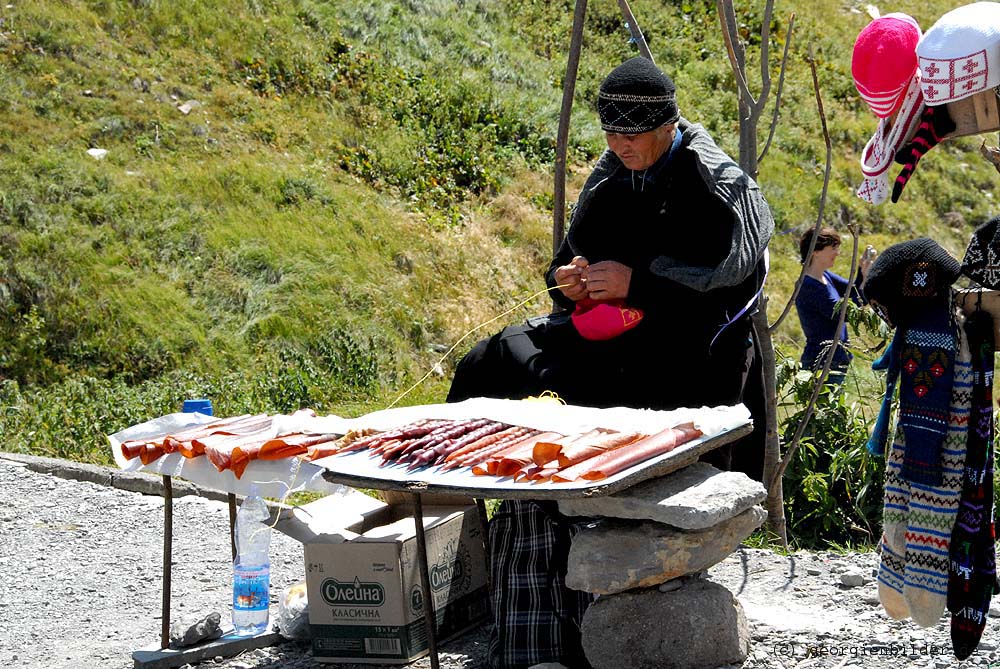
[{"x1": 233, "y1": 487, "x2": 271, "y2": 635}]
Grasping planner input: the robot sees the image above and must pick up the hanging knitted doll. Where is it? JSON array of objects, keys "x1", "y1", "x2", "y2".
[
  {"x1": 948, "y1": 308, "x2": 998, "y2": 658},
  {"x1": 947, "y1": 222, "x2": 1000, "y2": 658},
  {"x1": 865, "y1": 238, "x2": 966, "y2": 626},
  {"x1": 865, "y1": 239, "x2": 963, "y2": 476}
]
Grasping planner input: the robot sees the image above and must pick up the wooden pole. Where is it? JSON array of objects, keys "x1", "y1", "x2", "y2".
[
  {"x1": 553, "y1": 0, "x2": 588, "y2": 258},
  {"x1": 412, "y1": 494, "x2": 439, "y2": 669},
  {"x1": 616, "y1": 0, "x2": 653, "y2": 62},
  {"x1": 160, "y1": 475, "x2": 173, "y2": 649}
]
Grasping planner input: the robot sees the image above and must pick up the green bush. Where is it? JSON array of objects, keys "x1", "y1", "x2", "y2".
[
  {"x1": 0, "y1": 331, "x2": 391, "y2": 464},
  {"x1": 777, "y1": 357, "x2": 886, "y2": 549}
]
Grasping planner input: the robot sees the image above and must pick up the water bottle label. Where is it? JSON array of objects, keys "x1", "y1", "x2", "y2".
[{"x1": 233, "y1": 564, "x2": 270, "y2": 613}]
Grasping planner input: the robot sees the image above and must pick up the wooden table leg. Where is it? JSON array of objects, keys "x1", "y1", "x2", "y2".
[
  {"x1": 474, "y1": 498, "x2": 493, "y2": 610},
  {"x1": 161, "y1": 475, "x2": 173, "y2": 649},
  {"x1": 412, "y1": 494, "x2": 440, "y2": 669},
  {"x1": 228, "y1": 493, "x2": 237, "y2": 562}
]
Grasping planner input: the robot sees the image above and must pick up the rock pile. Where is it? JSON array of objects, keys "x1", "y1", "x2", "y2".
[{"x1": 559, "y1": 461, "x2": 768, "y2": 669}]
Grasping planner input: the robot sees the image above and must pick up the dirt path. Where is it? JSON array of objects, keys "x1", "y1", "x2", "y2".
[{"x1": 1, "y1": 456, "x2": 998, "y2": 669}]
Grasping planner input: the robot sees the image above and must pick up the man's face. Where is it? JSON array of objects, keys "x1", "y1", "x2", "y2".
[{"x1": 605, "y1": 123, "x2": 676, "y2": 171}]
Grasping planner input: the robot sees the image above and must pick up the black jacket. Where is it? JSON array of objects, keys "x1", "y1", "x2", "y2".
[{"x1": 546, "y1": 120, "x2": 773, "y2": 367}]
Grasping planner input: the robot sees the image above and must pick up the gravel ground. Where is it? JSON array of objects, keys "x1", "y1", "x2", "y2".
[{"x1": 2, "y1": 456, "x2": 1000, "y2": 669}]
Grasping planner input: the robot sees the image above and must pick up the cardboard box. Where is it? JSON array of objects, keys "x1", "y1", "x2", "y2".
[
  {"x1": 947, "y1": 90, "x2": 1000, "y2": 138},
  {"x1": 275, "y1": 493, "x2": 489, "y2": 664}
]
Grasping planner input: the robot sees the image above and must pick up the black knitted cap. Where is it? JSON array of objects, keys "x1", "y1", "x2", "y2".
[
  {"x1": 598, "y1": 57, "x2": 679, "y2": 134},
  {"x1": 961, "y1": 214, "x2": 1000, "y2": 289},
  {"x1": 864, "y1": 237, "x2": 961, "y2": 327}
]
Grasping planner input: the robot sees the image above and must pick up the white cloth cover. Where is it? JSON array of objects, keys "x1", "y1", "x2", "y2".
[{"x1": 917, "y1": 2, "x2": 1000, "y2": 105}]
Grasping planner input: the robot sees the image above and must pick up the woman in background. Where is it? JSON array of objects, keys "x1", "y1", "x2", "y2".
[{"x1": 795, "y1": 227, "x2": 874, "y2": 384}]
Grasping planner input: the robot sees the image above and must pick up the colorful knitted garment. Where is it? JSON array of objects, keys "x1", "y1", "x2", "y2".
[
  {"x1": 867, "y1": 328, "x2": 903, "y2": 457},
  {"x1": 891, "y1": 104, "x2": 956, "y2": 203},
  {"x1": 948, "y1": 309, "x2": 999, "y2": 659},
  {"x1": 898, "y1": 309, "x2": 956, "y2": 486},
  {"x1": 878, "y1": 328, "x2": 970, "y2": 628}
]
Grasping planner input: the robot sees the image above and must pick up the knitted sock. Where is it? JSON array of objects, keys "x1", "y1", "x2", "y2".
[
  {"x1": 879, "y1": 542, "x2": 911, "y2": 620},
  {"x1": 949, "y1": 310, "x2": 999, "y2": 659},
  {"x1": 883, "y1": 424, "x2": 911, "y2": 556},
  {"x1": 902, "y1": 336, "x2": 970, "y2": 627},
  {"x1": 879, "y1": 425, "x2": 911, "y2": 620},
  {"x1": 898, "y1": 311, "x2": 956, "y2": 486},
  {"x1": 891, "y1": 104, "x2": 956, "y2": 203}
]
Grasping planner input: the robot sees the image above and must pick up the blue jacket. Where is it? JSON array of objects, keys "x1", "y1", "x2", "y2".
[{"x1": 795, "y1": 270, "x2": 864, "y2": 370}]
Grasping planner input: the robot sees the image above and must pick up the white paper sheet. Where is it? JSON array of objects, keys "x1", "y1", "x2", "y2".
[
  {"x1": 314, "y1": 402, "x2": 752, "y2": 493},
  {"x1": 339, "y1": 398, "x2": 748, "y2": 437},
  {"x1": 109, "y1": 411, "x2": 353, "y2": 499},
  {"x1": 110, "y1": 402, "x2": 750, "y2": 498}
]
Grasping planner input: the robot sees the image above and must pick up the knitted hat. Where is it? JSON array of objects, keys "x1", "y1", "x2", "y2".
[
  {"x1": 571, "y1": 298, "x2": 644, "y2": 341},
  {"x1": 598, "y1": 57, "x2": 679, "y2": 134},
  {"x1": 961, "y1": 214, "x2": 1000, "y2": 289},
  {"x1": 917, "y1": 2, "x2": 1000, "y2": 106},
  {"x1": 864, "y1": 237, "x2": 961, "y2": 327},
  {"x1": 852, "y1": 13, "x2": 922, "y2": 118}
]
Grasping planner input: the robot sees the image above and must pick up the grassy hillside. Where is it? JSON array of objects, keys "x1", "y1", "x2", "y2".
[{"x1": 0, "y1": 0, "x2": 995, "y2": 464}]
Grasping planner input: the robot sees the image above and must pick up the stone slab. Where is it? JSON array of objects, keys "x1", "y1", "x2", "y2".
[
  {"x1": 566, "y1": 505, "x2": 766, "y2": 594},
  {"x1": 133, "y1": 628, "x2": 281, "y2": 669},
  {"x1": 0, "y1": 452, "x2": 229, "y2": 502},
  {"x1": 558, "y1": 461, "x2": 765, "y2": 530}
]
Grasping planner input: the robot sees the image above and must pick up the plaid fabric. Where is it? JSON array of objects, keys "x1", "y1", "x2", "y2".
[{"x1": 488, "y1": 499, "x2": 594, "y2": 669}]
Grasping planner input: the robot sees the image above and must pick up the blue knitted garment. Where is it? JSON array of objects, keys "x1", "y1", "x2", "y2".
[{"x1": 898, "y1": 307, "x2": 956, "y2": 486}]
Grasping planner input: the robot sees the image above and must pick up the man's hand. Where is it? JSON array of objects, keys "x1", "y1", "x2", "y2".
[
  {"x1": 584, "y1": 260, "x2": 632, "y2": 301},
  {"x1": 554, "y1": 256, "x2": 590, "y2": 301}
]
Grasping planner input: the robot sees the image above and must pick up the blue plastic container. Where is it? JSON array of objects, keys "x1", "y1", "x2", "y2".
[{"x1": 182, "y1": 398, "x2": 213, "y2": 415}]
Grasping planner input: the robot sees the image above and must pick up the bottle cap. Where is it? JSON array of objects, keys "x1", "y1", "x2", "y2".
[{"x1": 182, "y1": 398, "x2": 213, "y2": 415}]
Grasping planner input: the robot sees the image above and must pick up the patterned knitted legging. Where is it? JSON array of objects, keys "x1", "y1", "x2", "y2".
[{"x1": 878, "y1": 329, "x2": 970, "y2": 627}]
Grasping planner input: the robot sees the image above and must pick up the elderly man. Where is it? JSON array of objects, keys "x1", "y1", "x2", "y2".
[{"x1": 448, "y1": 57, "x2": 773, "y2": 668}]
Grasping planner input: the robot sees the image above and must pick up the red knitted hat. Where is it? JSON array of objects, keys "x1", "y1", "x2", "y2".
[{"x1": 852, "y1": 13, "x2": 922, "y2": 118}]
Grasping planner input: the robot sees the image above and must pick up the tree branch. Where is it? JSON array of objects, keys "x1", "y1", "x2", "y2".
[
  {"x1": 756, "y1": 0, "x2": 774, "y2": 115},
  {"x1": 552, "y1": 0, "x2": 588, "y2": 259},
  {"x1": 617, "y1": 0, "x2": 653, "y2": 62},
  {"x1": 757, "y1": 13, "x2": 794, "y2": 165},
  {"x1": 768, "y1": 40, "x2": 826, "y2": 335},
  {"x1": 770, "y1": 228, "x2": 860, "y2": 494},
  {"x1": 716, "y1": 0, "x2": 756, "y2": 108},
  {"x1": 767, "y1": 48, "x2": 840, "y2": 496}
]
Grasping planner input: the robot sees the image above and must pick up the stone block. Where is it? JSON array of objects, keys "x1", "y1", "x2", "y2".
[
  {"x1": 566, "y1": 506, "x2": 766, "y2": 594},
  {"x1": 581, "y1": 580, "x2": 749, "y2": 669},
  {"x1": 559, "y1": 462, "x2": 765, "y2": 530}
]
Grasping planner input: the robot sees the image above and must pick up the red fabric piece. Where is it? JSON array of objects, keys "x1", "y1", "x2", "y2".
[{"x1": 570, "y1": 298, "x2": 644, "y2": 341}]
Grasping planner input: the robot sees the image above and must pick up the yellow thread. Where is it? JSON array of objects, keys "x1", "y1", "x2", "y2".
[
  {"x1": 386, "y1": 284, "x2": 571, "y2": 410},
  {"x1": 522, "y1": 390, "x2": 566, "y2": 404}
]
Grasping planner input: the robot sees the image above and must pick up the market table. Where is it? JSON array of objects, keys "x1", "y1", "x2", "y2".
[
  {"x1": 310, "y1": 399, "x2": 753, "y2": 668},
  {"x1": 112, "y1": 399, "x2": 752, "y2": 669},
  {"x1": 110, "y1": 412, "x2": 352, "y2": 667}
]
